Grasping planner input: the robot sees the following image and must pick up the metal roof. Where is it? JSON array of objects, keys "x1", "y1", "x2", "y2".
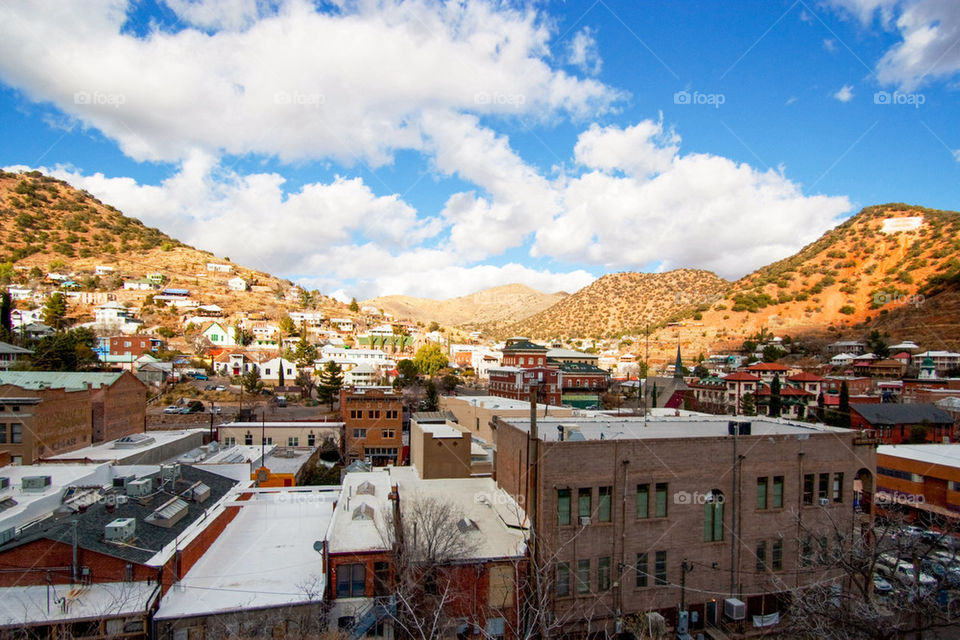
[
  {"x1": 850, "y1": 403, "x2": 954, "y2": 425},
  {"x1": 0, "y1": 371, "x2": 123, "y2": 391}
]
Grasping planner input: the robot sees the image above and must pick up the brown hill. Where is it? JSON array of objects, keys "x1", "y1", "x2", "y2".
[
  {"x1": 364, "y1": 283, "x2": 567, "y2": 327},
  {"x1": 489, "y1": 269, "x2": 730, "y2": 340},
  {"x1": 0, "y1": 169, "x2": 352, "y2": 330}
]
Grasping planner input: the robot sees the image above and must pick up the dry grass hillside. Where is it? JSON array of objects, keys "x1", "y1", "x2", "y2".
[
  {"x1": 0, "y1": 170, "x2": 353, "y2": 327},
  {"x1": 645, "y1": 205, "x2": 960, "y2": 363},
  {"x1": 364, "y1": 283, "x2": 568, "y2": 327},
  {"x1": 488, "y1": 269, "x2": 729, "y2": 340}
]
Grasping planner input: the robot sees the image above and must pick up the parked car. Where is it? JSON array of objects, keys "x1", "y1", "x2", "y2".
[
  {"x1": 215, "y1": 385, "x2": 227, "y2": 392},
  {"x1": 921, "y1": 558, "x2": 960, "y2": 587},
  {"x1": 877, "y1": 554, "x2": 938, "y2": 590},
  {"x1": 204, "y1": 384, "x2": 216, "y2": 391},
  {"x1": 193, "y1": 373, "x2": 208, "y2": 380},
  {"x1": 163, "y1": 405, "x2": 180, "y2": 414},
  {"x1": 873, "y1": 574, "x2": 893, "y2": 595}
]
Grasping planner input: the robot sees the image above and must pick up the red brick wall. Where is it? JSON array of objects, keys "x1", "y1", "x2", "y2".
[
  {"x1": 340, "y1": 388, "x2": 403, "y2": 464},
  {"x1": 92, "y1": 371, "x2": 147, "y2": 443}
]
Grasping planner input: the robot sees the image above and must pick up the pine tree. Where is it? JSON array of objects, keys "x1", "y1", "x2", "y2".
[
  {"x1": 838, "y1": 381, "x2": 850, "y2": 428},
  {"x1": 318, "y1": 361, "x2": 344, "y2": 410},
  {"x1": 42, "y1": 292, "x2": 68, "y2": 331},
  {"x1": 770, "y1": 374, "x2": 782, "y2": 418},
  {"x1": 0, "y1": 292, "x2": 12, "y2": 342}
]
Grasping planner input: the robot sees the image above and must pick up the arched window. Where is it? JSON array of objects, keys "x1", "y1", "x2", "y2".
[{"x1": 704, "y1": 489, "x2": 724, "y2": 542}]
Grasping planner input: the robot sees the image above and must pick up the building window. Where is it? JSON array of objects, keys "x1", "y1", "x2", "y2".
[
  {"x1": 757, "y1": 477, "x2": 768, "y2": 510},
  {"x1": 382, "y1": 429, "x2": 395, "y2": 439},
  {"x1": 772, "y1": 539, "x2": 783, "y2": 571},
  {"x1": 368, "y1": 410, "x2": 380, "y2": 419},
  {"x1": 636, "y1": 484, "x2": 649, "y2": 519},
  {"x1": 655, "y1": 483, "x2": 668, "y2": 518},
  {"x1": 308, "y1": 434, "x2": 316, "y2": 447},
  {"x1": 819, "y1": 473, "x2": 829, "y2": 501},
  {"x1": 598, "y1": 557, "x2": 611, "y2": 591},
  {"x1": 288, "y1": 437, "x2": 299, "y2": 446},
  {"x1": 801, "y1": 536, "x2": 813, "y2": 566},
  {"x1": 756, "y1": 541, "x2": 767, "y2": 571},
  {"x1": 578, "y1": 488, "x2": 591, "y2": 521},
  {"x1": 636, "y1": 553, "x2": 648, "y2": 588},
  {"x1": 833, "y1": 472, "x2": 844, "y2": 503},
  {"x1": 654, "y1": 551, "x2": 667, "y2": 586},
  {"x1": 598, "y1": 486, "x2": 612, "y2": 522},
  {"x1": 265, "y1": 368, "x2": 271, "y2": 375},
  {"x1": 557, "y1": 489, "x2": 571, "y2": 526},
  {"x1": 262, "y1": 437, "x2": 272, "y2": 445},
  {"x1": 704, "y1": 490, "x2": 724, "y2": 542},
  {"x1": 349, "y1": 410, "x2": 361, "y2": 419},
  {"x1": 336, "y1": 563, "x2": 366, "y2": 598},
  {"x1": 576, "y1": 559, "x2": 590, "y2": 594},
  {"x1": 245, "y1": 433, "x2": 253, "y2": 445},
  {"x1": 556, "y1": 562, "x2": 570, "y2": 597},
  {"x1": 11, "y1": 424, "x2": 21, "y2": 444},
  {"x1": 803, "y1": 474, "x2": 814, "y2": 505},
  {"x1": 353, "y1": 429, "x2": 367, "y2": 439},
  {"x1": 772, "y1": 476, "x2": 784, "y2": 509},
  {"x1": 223, "y1": 437, "x2": 236, "y2": 446},
  {"x1": 0, "y1": 424, "x2": 6, "y2": 444}
]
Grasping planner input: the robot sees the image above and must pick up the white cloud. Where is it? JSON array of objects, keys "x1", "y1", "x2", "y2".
[
  {"x1": 823, "y1": 38, "x2": 837, "y2": 51},
  {"x1": 833, "y1": 84, "x2": 855, "y2": 102},
  {"x1": 574, "y1": 119, "x2": 678, "y2": 178},
  {"x1": 0, "y1": 0, "x2": 620, "y2": 165},
  {"x1": 567, "y1": 27, "x2": 602, "y2": 75},
  {"x1": 828, "y1": 0, "x2": 960, "y2": 90},
  {"x1": 953, "y1": 149, "x2": 960, "y2": 162},
  {"x1": 531, "y1": 122, "x2": 853, "y2": 279}
]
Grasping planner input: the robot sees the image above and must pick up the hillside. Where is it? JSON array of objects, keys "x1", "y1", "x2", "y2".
[
  {"x1": 0, "y1": 170, "x2": 352, "y2": 330},
  {"x1": 488, "y1": 269, "x2": 730, "y2": 340},
  {"x1": 363, "y1": 283, "x2": 568, "y2": 327}
]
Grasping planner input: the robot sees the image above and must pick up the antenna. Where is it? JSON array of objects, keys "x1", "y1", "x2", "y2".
[{"x1": 644, "y1": 324, "x2": 649, "y2": 427}]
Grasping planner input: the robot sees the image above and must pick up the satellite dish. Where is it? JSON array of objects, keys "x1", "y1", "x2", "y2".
[{"x1": 313, "y1": 541, "x2": 323, "y2": 553}]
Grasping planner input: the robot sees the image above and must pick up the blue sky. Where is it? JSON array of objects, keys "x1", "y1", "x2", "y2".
[{"x1": 0, "y1": 0, "x2": 957, "y2": 300}]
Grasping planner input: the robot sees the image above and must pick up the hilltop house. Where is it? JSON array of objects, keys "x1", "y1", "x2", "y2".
[
  {"x1": 227, "y1": 276, "x2": 248, "y2": 292},
  {"x1": 201, "y1": 322, "x2": 235, "y2": 348},
  {"x1": 206, "y1": 262, "x2": 233, "y2": 273},
  {"x1": 0, "y1": 341, "x2": 32, "y2": 371}
]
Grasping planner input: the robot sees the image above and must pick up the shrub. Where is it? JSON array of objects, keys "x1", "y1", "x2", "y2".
[{"x1": 839, "y1": 305, "x2": 855, "y2": 315}]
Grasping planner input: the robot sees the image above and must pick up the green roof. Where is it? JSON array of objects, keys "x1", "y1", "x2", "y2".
[
  {"x1": 558, "y1": 362, "x2": 609, "y2": 375},
  {"x1": 0, "y1": 371, "x2": 124, "y2": 392},
  {"x1": 502, "y1": 339, "x2": 547, "y2": 352}
]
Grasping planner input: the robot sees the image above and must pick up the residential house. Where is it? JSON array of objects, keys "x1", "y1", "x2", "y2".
[
  {"x1": 830, "y1": 353, "x2": 856, "y2": 367},
  {"x1": 259, "y1": 356, "x2": 297, "y2": 385},
  {"x1": 743, "y1": 362, "x2": 792, "y2": 382},
  {"x1": 201, "y1": 322, "x2": 235, "y2": 348},
  {"x1": 217, "y1": 421, "x2": 341, "y2": 451},
  {"x1": 721, "y1": 371, "x2": 763, "y2": 413},
  {"x1": 94, "y1": 265, "x2": 114, "y2": 276},
  {"x1": 108, "y1": 335, "x2": 163, "y2": 358},
  {"x1": 827, "y1": 340, "x2": 867, "y2": 355},
  {"x1": 330, "y1": 318, "x2": 355, "y2": 332},
  {"x1": 206, "y1": 263, "x2": 233, "y2": 273},
  {"x1": 344, "y1": 362, "x2": 380, "y2": 387},
  {"x1": 914, "y1": 351, "x2": 960, "y2": 375},
  {"x1": 227, "y1": 276, "x2": 248, "y2": 292},
  {"x1": 123, "y1": 278, "x2": 157, "y2": 291},
  {"x1": 854, "y1": 358, "x2": 906, "y2": 379},
  {"x1": 0, "y1": 341, "x2": 32, "y2": 371}
]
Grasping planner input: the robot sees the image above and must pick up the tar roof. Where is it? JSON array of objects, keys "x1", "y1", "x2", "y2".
[
  {"x1": 0, "y1": 465, "x2": 238, "y2": 566},
  {"x1": 850, "y1": 403, "x2": 954, "y2": 425}
]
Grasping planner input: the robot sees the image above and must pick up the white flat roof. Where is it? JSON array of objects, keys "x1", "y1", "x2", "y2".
[
  {"x1": 154, "y1": 489, "x2": 336, "y2": 619},
  {"x1": 877, "y1": 444, "x2": 960, "y2": 469},
  {"x1": 264, "y1": 448, "x2": 317, "y2": 475},
  {"x1": 0, "y1": 463, "x2": 113, "y2": 531},
  {"x1": 499, "y1": 415, "x2": 850, "y2": 442},
  {"x1": 452, "y1": 395, "x2": 564, "y2": 412},
  {"x1": 326, "y1": 472, "x2": 393, "y2": 555},
  {"x1": 421, "y1": 422, "x2": 465, "y2": 439},
  {"x1": 202, "y1": 444, "x2": 274, "y2": 464},
  {"x1": 48, "y1": 430, "x2": 206, "y2": 463},
  {"x1": 0, "y1": 582, "x2": 157, "y2": 627},
  {"x1": 219, "y1": 422, "x2": 343, "y2": 429}
]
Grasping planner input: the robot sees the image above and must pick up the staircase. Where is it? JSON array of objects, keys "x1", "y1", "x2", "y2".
[{"x1": 349, "y1": 596, "x2": 396, "y2": 639}]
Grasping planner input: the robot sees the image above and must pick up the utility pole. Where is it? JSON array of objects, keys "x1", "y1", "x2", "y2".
[{"x1": 680, "y1": 560, "x2": 693, "y2": 610}]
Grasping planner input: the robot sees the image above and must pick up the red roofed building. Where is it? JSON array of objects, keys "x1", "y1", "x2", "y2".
[
  {"x1": 787, "y1": 371, "x2": 824, "y2": 397},
  {"x1": 744, "y1": 362, "x2": 792, "y2": 382},
  {"x1": 755, "y1": 385, "x2": 815, "y2": 419},
  {"x1": 723, "y1": 371, "x2": 762, "y2": 414}
]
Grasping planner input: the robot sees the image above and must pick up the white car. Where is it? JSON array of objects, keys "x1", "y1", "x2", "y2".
[
  {"x1": 873, "y1": 574, "x2": 893, "y2": 594},
  {"x1": 163, "y1": 405, "x2": 179, "y2": 414}
]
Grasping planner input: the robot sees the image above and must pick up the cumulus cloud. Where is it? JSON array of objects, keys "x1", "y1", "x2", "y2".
[
  {"x1": 532, "y1": 122, "x2": 853, "y2": 279},
  {"x1": 0, "y1": 0, "x2": 619, "y2": 165},
  {"x1": 828, "y1": 0, "x2": 960, "y2": 90},
  {"x1": 567, "y1": 27, "x2": 602, "y2": 75},
  {"x1": 833, "y1": 84, "x2": 855, "y2": 102}
]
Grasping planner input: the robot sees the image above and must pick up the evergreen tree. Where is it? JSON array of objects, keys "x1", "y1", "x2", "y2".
[
  {"x1": 424, "y1": 379, "x2": 439, "y2": 411},
  {"x1": 838, "y1": 380, "x2": 850, "y2": 428},
  {"x1": 277, "y1": 358, "x2": 285, "y2": 387},
  {"x1": 30, "y1": 327, "x2": 98, "y2": 371},
  {"x1": 241, "y1": 368, "x2": 264, "y2": 395},
  {"x1": 42, "y1": 292, "x2": 68, "y2": 331},
  {"x1": 349, "y1": 298, "x2": 359, "y2": 313},
  {"x1": 0, "y1": 292, "x2": 12, "y2": 342},
  {"x1": 769, "y1": 374, "x2": 782, "y2": 418},
  {"x1": 318, "y1": 361, "x2": 344, "y2": 410},
  {"x1": 740, "y1": 392, "x2": 756, "y2": 416}
]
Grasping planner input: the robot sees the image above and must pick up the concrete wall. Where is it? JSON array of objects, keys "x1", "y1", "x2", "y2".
[{"x1": 410, "y1": 419, "x2": 471, "y2": 480}]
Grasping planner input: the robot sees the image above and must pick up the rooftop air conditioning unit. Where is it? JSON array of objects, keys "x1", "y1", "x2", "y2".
[
  {"x1": 723, "y1": 598, "x2": 746, "y2": 621},
  {"x1": 819, "y1": 497, "x2": 830, "y2": 506},
  {"x1": 0, "y1": 527, "x2": 15, "y2": 546},
  {"x1": 113, "y1": 475, "x2": 135, "y2": 489},
  {"x1": 579, "y1": 516, "x2": 592, "y2": 526},
  {"x1": 21, "y1": 476, "x2": 52, "y2": 492},
  {"x1": 105, "y1": 518, "x2": 136, "y2": 542},
  {"x1": 126, "y1": 479, "x2": 152, "y2": 498}
]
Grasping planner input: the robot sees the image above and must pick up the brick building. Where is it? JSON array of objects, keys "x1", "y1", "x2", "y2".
[
  {"x1": 491, "y1": 414, "x2": 876, "y2": 636},
  {"x1": 849, "y1": 403, "x2": 956, "y2": 444},
  {"x1": 875, "y1": 444, "x2": 960, "y2": 523},
  {"x1": 488, "y1": 366, "x2": 561, "y2": 406},
  {"x1": 108, "y1": 335, "x2": 163, "y2": 358},
  {"x1": 500, "y1": 337, "x2": 548, "y2": 368},
  {"x1": 341, "y1": 387, "x2": 403, "y2": 466},
  {"x1": 0, "y1": 384, "x2": 92, "y2": 464}
]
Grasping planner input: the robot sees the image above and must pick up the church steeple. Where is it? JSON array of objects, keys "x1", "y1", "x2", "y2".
[{"x1": 674, "y1": 343, "x2": 684, "y2": 379}]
